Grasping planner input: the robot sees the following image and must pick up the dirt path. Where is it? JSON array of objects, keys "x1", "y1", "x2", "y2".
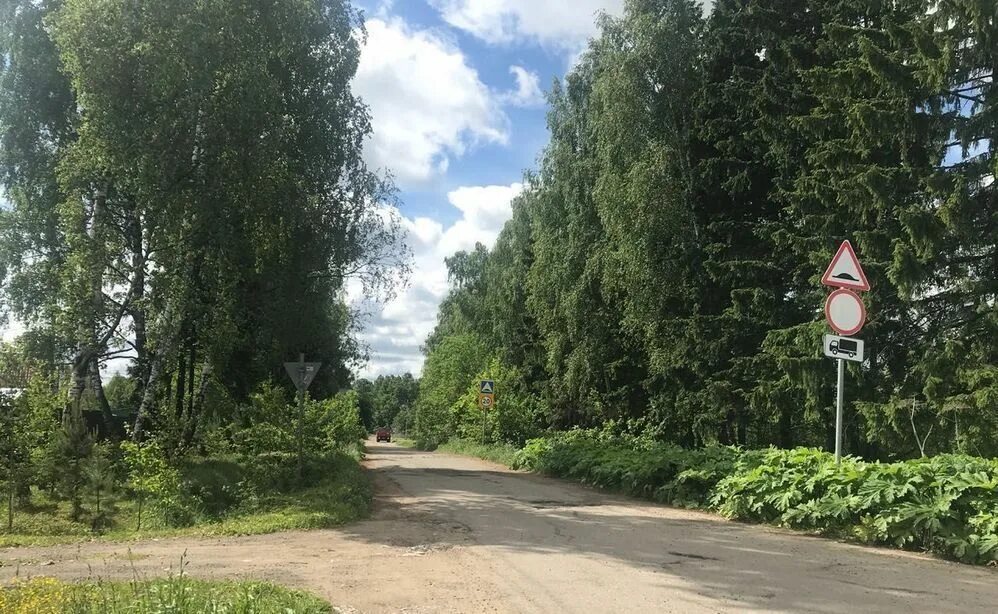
[{"x1": 2, "y1": 441, "x2": 996, "y2": 613}]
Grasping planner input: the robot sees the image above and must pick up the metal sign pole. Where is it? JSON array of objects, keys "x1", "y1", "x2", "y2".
[
  {"x1": 297, "y1": 352, "x2": 305, "y2": 480},
  {"x1": 835, "y1": 358, "x2": 845, "y2": 465},
  {"x1": 822, "y1": 240, "x2": 869, "y2": 466}
]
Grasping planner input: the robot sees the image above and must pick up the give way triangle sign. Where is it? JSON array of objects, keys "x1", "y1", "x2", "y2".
[{"x1": 822, "y1": 240, "x2": 870, "y2": 291}]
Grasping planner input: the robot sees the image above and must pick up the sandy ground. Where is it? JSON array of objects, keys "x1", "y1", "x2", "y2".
[{"x1": 2, "y1": 440, "x2": 996, "y2": 613}]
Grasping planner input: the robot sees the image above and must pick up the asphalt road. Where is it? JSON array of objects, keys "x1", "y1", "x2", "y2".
[{"x1": 2, "y1": 440, "x2": 995, "y2": 612}]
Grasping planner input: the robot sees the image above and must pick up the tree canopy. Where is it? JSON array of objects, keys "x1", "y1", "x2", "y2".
[
  {"x1": 0, "y1": 0, "x2": 409, "y2": 443},
  {"x1": 414, "y1": 0, "x2": 997, "y2": 460}
]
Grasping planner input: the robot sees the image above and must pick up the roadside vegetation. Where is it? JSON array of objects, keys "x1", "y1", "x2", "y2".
[
  {"x1": 421, "y1": 433, "x2": 998, "y2": 565},
  {"x1": 437, "y1": 439, "x2": 521, "y2": 467},
  {"x1": 0, "y1": 575, "x2": 331, "y2": 614},
  {"x1": 516, "y1": 431, "x2": 998, "y2": 565},
  {"x1": 0, "y1": 382, "x2": 370, "y2": 547},
  {"x1": 0, "y1": 0, "x2": 398, "y2": 550}
]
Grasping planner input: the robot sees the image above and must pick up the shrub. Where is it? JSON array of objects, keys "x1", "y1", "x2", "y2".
[
  {"x1": 232, "y1": 423, "x2": 295, "y2": 457},
  {"x1": 245, "y1": 451, "x2": 301, "y2": 492},
  {"x1": 51, "y1": 412, "x2": 94, "y2": 521},
  {"x1": 447, "y1": 357, "x2": 543, "y2": 447},
  {"x1": 0, "y1": 391, "x2": 32, "y2": 530},
  {"x1": 316, "y1": 391, "x2": 367, "y2": 451},
  {"x1": 84, "y1": 443, "x2": 117, "y2": 533},
  {"x1": 121, "y1": 441, "x2": 199, "y2": 529},
  {"x1": 180, "y1": 456, "x2": 248, "y2": 518}
]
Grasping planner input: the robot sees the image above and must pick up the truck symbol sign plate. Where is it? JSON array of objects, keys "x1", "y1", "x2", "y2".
[{"x1": 823, "y1": 335, "x2": 864, "y2": 362}]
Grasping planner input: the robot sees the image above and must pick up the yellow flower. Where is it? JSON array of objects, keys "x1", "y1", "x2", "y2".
[{"x1": 0, "y1": 577, "x2": 71, "y2": 614}]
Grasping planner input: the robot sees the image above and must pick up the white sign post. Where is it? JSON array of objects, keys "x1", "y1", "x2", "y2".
[{"x1": 822, "y1": 241, "x2": 869, "y2": 464}]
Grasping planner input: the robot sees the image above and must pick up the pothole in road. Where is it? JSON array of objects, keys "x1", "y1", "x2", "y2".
[
  {"x1": 401, "y1": 544, "x2": 454, "y2": 557},
  {"x1": 524, "y1": 499, "x2": 603, "y2": 509},
  {"x1": 660, "y1": 551, "x2": 721, "y2": 565}
]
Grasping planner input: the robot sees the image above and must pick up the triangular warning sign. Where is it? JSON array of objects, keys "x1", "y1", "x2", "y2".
[
  {"x1": 822, "y1": 240, "x2": 870, "y2": 291},
  {"x1": 284, "y1": 361, "x2": 322, "y2": 392}
]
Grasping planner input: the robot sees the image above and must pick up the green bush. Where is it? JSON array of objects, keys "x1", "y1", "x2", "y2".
[
  {"x1": 438, "y1": 439, "x2": 521, "y2": 466},
  {"x1": 122, "y1": 441, "x2": 199, "y2": 529},
  {"x1": 514, "y1": 430, "x2": 998, "y2": 564},
  {"x1": 231, "y1": 385, "x2": 365, "y2": 460},
  {"x1": 180, "y1": 456, "x2": 248, "y2": 518},
  {"x1": 316, "y1": 391, "x2": 367, "y2": 450},
  {"x1": 232, "y1": 423, "x2": 295, "y2": 457},
  {"x1": 245, "y1": 451, "x2": 301, "y2": 492}
]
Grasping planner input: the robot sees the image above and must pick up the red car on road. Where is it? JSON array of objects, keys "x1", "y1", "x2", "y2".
[{"x1": 375, "y1": 427, "x2": 392, "y2": 443}]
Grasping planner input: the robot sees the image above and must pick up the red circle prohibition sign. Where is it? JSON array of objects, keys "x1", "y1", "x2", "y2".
[{"x1": 824, "y1": 289, "x2": 866, "y2": 336}]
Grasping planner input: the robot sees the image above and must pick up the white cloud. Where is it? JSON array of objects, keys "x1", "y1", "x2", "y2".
[
  {"x1": 353, "y1": 18, "x2": 508, "y2": 185},
  {"x1": 427, "y1": 0, "x2": 625, "y2": 50},
  {"x1": 503, "y1": 65, "x2": 545, "y2": 107},
  {"x1": 353, "y1": 182, "x2": 523, "y2": 379},
  {"x1": 428, "y1": 1, "x2": 715, "y2": 62}
]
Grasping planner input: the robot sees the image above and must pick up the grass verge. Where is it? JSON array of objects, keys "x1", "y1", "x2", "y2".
[
  {"x1": 436, "y1": 439, "x2": 521, "y2": 467},
  {"x1": 0, "y1": 575, "x2": 330, "y2": 613},
  {"x1": 0, "y1": 449, "x2": 371, "y2": 547}
]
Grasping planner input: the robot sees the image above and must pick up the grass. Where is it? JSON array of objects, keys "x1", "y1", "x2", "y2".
[
  {"x1": 436, "y1": 438, "x2": 521, "y2": 467},
  {"x1": 0, "y1": 449, "x2": 371, "y2": 547},
  {"x1": 0, "y1": 575, "x2": 330, "y2": 613}
]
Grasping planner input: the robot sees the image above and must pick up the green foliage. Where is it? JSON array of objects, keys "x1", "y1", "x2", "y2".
[
  {"x1": 414, "y1": 333, "x2": 488, "y2": 448},
  {"x1": 515, "y1": 430, "x2": 740, "y2": 508},
  {"x1": 448, "y1": 356, "x2": 543, "y2": 446},
  {"x1": 437, "y1": 439, "x2": 521, "y2": 467},
  {"x1": 410, "y1": 0, "x2": 998, "y2": 462},
  {"x1": 121, "y1": 441, "x2": 193, "y2": 530},
  {"x1": 83, "y1": 442, "x2": 116, "y2": 534},
  {"x1": 1, "y1": 0, "x2": 409, "y2": 448},
  {"x1": 355, "y1": 373, "x2": 419, "y2": 430},
  {"x1": 222, "y1": 383, "x2": 367, "y2": 493},
  {"x1": 51, "y1": 412, "x2": 94, "y2": 522},
  {"x1": 0, "y1": 392, "x2": 31, "y2": 530},
  {"x1": 318, "y1": 390, "x2": 368, "y2": 450},
  {"x1": 101, "y1": 375, "x2": 136, "y2": 413},
  {"x1": 515, "y1": 432, "x2": 998, "y2": 564},
  {"x1": 0, "y1": 448, "x2": 370, "y2": 546},
  {"x1": 231, "y1": 383, "x2": 365, "y2": 460}
]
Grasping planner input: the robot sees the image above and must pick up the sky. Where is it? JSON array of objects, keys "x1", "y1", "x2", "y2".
[{"x1": 348, "y1": 0, "x2": 633, "y2": 379}]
